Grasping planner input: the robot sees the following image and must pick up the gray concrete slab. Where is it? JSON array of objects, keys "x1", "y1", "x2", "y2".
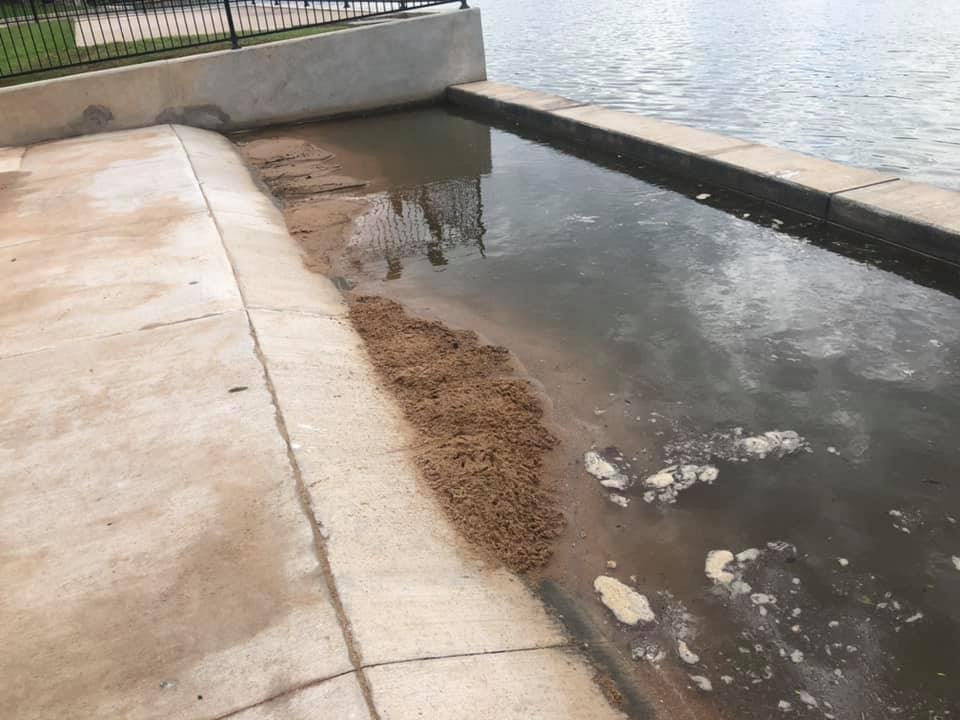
[
  {"x1": 706, "y1": 143, "x2": 897, "y2": 217},
  {"x1": 215, "y1": 209, "x2": 348, "y2": 316},
  {"x1": 0, "y1": 312, "x2": 353, "y2": 719},
  {"x1": 1, "y1": 150, "x2": 207, "y2": 244},
  {"x1": 830, "y1": 179, "x2": 960, "y2": 264},
  {"x1": 0, "y1": 212, "x2": 241, "y2": 357},
  {"x1": 366, "y1": 648, "x2": 627, "y2": 719},
  {"x1": 19, "y1": 125, "x2": 185, "y2": 178}
]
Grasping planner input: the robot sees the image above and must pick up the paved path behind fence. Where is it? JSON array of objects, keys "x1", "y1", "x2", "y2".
[{"x1": 73, "y1": 3, "x2": 361, "y2": 46}]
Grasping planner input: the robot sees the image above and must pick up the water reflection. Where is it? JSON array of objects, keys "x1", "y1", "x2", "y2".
[
  {"x1": 355, "y1": 177, "x2": 487, "y2": 280},
  {"x1": 276, "y1": 108, "x2": 493, "y2": 281}
]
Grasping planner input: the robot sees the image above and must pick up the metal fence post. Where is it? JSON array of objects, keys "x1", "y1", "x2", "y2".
[{"x1": 223, "y1": 0, "x2": 240, "y2": 49}]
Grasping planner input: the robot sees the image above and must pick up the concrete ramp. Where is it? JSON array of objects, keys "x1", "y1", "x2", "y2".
[{"x1": 0, "y1": 126, "x2": 624, "y2": 719}]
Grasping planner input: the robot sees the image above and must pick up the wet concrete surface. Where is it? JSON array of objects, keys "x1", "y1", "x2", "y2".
[{"x1": 286, "y1": 108, "x2": 960, "y2": 719}]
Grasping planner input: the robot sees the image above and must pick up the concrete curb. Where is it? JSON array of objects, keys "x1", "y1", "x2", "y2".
[{"x1": 448, "y1": 81, "x2": 960, "y2": 266}]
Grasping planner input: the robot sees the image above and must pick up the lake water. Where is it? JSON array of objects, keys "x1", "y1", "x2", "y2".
[
  {"x1": 477, "y1": 0, "x2": 960, "y2": 190},
  {"x1": 277, "y1": 107, "x2": 960, "y2": 719}
]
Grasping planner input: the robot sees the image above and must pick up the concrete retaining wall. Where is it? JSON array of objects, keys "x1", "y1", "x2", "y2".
[
  {"x1": 449, "y1": 81, "x2": 960, "y2": 266},
  {"x1": 0, "y1": 9, "x2": 485, "y2": 147}
]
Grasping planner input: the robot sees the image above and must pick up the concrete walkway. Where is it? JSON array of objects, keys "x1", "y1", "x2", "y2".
[
  {"x1": 0, "y1": 126, "x2": 624, "y2": 719},
  {"x1": 73, "y1": 5, "x2": 360, "y2": 47}
]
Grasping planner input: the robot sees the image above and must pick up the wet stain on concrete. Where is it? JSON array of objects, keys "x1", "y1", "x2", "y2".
[
  {"x1": 66, "y1": 105, "x2": 114, "y2": 138},
  {"x1": 156, "y1": 105, "x2": 230, "y2": 129},
  {"x1": 0, "y1": 486, "x2": 296, "y2": 718}
]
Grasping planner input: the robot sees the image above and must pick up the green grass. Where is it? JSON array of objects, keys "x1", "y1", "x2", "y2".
[
  {"x1": 0, "y1": 1, "x2": 62, "y2": 20},
  {"x1": 0, "y1": 20, "x2": 344, "y2": 84}
]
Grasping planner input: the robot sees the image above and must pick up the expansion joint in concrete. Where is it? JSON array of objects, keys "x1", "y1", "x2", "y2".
[
  {"x1": 172, "y1": 125, "x2": 384, "y2": 720},
  {"x1": 207, "y1": 669, "x2": 357, "y2": 720},
  {"x1": 360, "y1": 640, "x2": 582, "y2": 672},
  {"x1": 0, "y1": 309, "x2": 235, "y2": 362},
  {"x1": 246, "y1": 303, "x2": 343, "y2": 319},
  {"x1": 206, "y1": 642, "x2": 584, "y2": 720}
]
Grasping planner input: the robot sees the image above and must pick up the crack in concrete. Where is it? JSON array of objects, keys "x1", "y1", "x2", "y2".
[
  {"x1": 173, "y1": 125, "x2": 384, "y2": 720},
  {"x1": 202, "y1": 641, "x2": 591, "y2": 720},
  {"x1": 0, "y1": 309, "x2": 237, "y2": 362},
  {"x1": 824, "y1": 177, "x2": 902, "y2": 224},
  {"x1": 137, "y1": 311, "x2": 229, "y2": 332},
  {"x1": 246, "y1": 304, "x2": 345, "y2": 319}
]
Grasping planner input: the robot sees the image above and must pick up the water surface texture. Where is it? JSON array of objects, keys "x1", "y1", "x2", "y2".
[
  {"x1": 297, "y1": 109, "x2": 960, "y2": 718},
  {"x1": 478, "y1": 0, "x2": 960, "y2": 189}
]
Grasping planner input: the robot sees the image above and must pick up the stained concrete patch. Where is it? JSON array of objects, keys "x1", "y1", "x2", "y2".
[
  {"x1": 66, "y1": 104, "x2": 114, "y2": 138},
  {"x1": 1, "y1": 154, "x2": 206, "y2": 244},
  {"x1": 0, "y1": 311, "x2": 352, "y2": 718},
  {"x1": 156, "y1": 104, "x2": 231, "y2": 129},
  {"x1": 20, "y1": 125, "x2": 184, "y2": 178},
  {"x1": 550, "y1": 103, "x2": 749, "y2": 156},
  {"x1": 365, "y1": 648, "x2": 627, "y2": 719},
  {"x1": 0, "y1": 212, "x2": 241, "y2": 357}
]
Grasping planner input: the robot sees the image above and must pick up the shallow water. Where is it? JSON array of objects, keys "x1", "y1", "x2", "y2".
[
  {"x1": 288, "y1": 108, "x2": 960, "y2": 718},
  {"x1": 477, "y1": 0, "x2": 960, "y2": 190}
]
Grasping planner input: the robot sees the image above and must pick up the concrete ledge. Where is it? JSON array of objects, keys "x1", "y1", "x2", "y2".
[
  {"x1": 0, "y1": 9, "x2": 486, "y2": 147},
  {"x1": 830, "y1": 180, "x2": 960, "y2": 262},
  {"x1": 448, "y1": 81, "x2": 960, "y2": 265}
]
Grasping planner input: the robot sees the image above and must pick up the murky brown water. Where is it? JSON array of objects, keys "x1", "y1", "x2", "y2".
[{"x1": 260, "y1": 108, "x2": 960, "y2": 719}]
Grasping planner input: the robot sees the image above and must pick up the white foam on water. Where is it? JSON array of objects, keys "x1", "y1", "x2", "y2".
[
  {"x1": 593, "y1": 575, "x2": 656, "y2": 625},
  {"x1": 705, "y1": 550, "x2": 736, "y2": 584},
  {"x1": 677, "y1": 639, "x2": 700, "y2": 664}
]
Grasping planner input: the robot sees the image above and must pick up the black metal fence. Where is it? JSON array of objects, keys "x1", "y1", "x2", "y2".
[{"x1": 0, "y1": 0, "x2": 463, "y2": 80}]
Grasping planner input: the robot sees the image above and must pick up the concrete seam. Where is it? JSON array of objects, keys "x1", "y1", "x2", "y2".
[
  {"x1": 172, "y1": 125, "x2": 384, "y2": 720},
  {"x1": 829, "y1": 176, "x2": 901, "y2": 198},
  {"x1": 703, "y1": 141, "x2": 759, "y2": 157},
  {"x1": 201, "y1": 641, "x2": 589, "y2": 720},
  {"x1": 0, "y1": 309, "x2": 237, "y2": 362},
  {"x1": 358, "y1": 640, "x2": 586, "y2": 672},
  {"x1": 0, "y1": 207, "x2": 213, "y2": 247},
  {"x1": 824, "y1": 178, "x2": 901, "y2": 223},
  {"x1": 204, "y1": 668, "x2": 358, "y2": 720},
  {"x1": 246, "y1": 304, "x2": 346, "y2": 319}
]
